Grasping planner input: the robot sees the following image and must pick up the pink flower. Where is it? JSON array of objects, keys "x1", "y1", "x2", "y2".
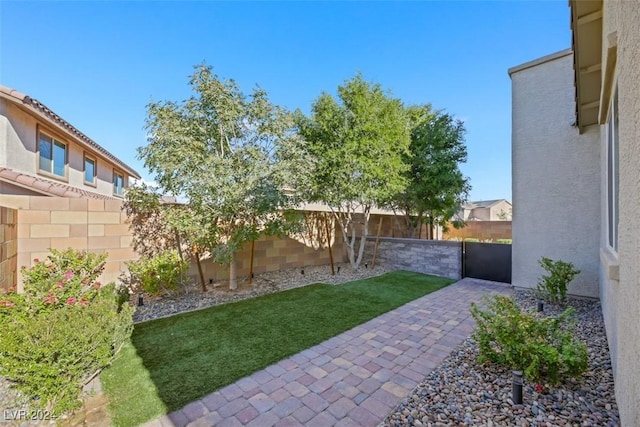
[
  {"x1": 33, "y1": 258, "x2": 40, "y2": 263},
  {"x1": 57, "y1": 281, "x2": 65, "y2": 289},
  {"x1": 66, "y1": 297, "x2": 76, "y2": 305},
  {"x1": 534, "y1": 384, "x2": 545, "y2": 393},
  {"x1": 79, "y1": 298, "x2": 89, "y2": 306},
  {"x1": 43, "y1": 295, "x2": 59, "y2": 304},
  {"x1": 77, "y1": 253, "x2": 84, "y2": 259},
  {"x1": 0, "y1": 300, "x2": 16, "y2": 308},
  {"x1": 7, "y1": 286, "x2": 16, "y2": 294},
  {"x1": 94, "y1": 281, "x2": 102, "y2": 290},
  {"x1": 64, "y1": 270, "x2": 74, "y2": 280}
]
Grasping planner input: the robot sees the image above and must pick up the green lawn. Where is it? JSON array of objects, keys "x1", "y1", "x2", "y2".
[{"x1": 101, "y1": 270, "x2": 454, "y2": 426}]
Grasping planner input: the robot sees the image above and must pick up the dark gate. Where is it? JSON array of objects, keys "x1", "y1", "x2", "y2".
[{"x1": 462, "y1": 242, "x2": 512, "y2": 283}]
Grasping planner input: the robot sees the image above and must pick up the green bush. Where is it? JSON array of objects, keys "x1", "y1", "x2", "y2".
[
  {"x1": 535, "y1": 257, "x2": 580, "y2": 304},
  {"x1": 0, "y1": 248, "x2": 133, "y2": 416},
  {"x1": 126, "y1": 249, "x2": 188, "y2": 296},
  {"x1": 470, "y1": 295, "x2": 588, "y2": 384}
]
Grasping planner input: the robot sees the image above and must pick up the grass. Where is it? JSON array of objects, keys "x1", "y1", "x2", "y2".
[{"x1": 101, "y1": 270, "x2": 454, "y2": 426}]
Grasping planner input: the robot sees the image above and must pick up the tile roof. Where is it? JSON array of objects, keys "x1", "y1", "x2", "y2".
[
  {"x1": 0, "y1": 85, "x2": 141, "y2": 179},
  {"x1": 0, "y1": 167, "x2": 119, "y2": 200}
]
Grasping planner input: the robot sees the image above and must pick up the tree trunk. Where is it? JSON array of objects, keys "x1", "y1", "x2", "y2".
[
  {"x1": 229, "y1": 251, "x2": 237, "y2": 290},
  {"x1": 194, "y1": 249, "x2": 207, "y2": 292},
  {"x1": 355, "y1": 207, "x2": 370, "y2": 268},
  {"x1": 334, "y1": 210, "x2": 357, "y2": 269},
  {"x1": 324, "y1": 213, "x2": 335, "y2": 275}
]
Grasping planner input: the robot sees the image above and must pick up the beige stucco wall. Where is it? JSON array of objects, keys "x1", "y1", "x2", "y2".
[
  {"x1": 489, "y1": 200, "x2": 512, "y2": 220},
  {"x1": 0, "y1": 101, "x2": 129, "y2": 197},
  {"x1": 510, "y1": 50, "x2": 600, "y2": 298},
  {"x1": 598, "y1": 2, "x2": 640, "y2": 425}
]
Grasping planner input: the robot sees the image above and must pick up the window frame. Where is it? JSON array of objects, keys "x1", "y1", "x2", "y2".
[
  {"x1": 606, "y1": 85, "x2": 619, "y2": 253},
  {"x1": 83, "y1": 153, "x2": 97, "y2": 186},
  {"x1": 113, "y1": 169, "x2": 125, "y2": 197},
  {"x1": 36, "y1": 126, "x2": 68, "y2": 181}
]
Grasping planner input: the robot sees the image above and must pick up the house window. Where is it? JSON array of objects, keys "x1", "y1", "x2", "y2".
[
  {"x1": 113, "y1": 171, "x2": 124, "y2": 196},
  {"x1": 606, "y1": 87, "x2": 619, "y2": 252},
  {"x1": 38, "y1": 131, "x2": 67, "y2": 178},
  {"x1": 84, "y1": 155, "x2": 96, "y2": 185}
]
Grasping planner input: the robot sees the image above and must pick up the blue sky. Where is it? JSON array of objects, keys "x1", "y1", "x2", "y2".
[{"x1": 1, "y1": 1, "x2": 571, "y2": 202}]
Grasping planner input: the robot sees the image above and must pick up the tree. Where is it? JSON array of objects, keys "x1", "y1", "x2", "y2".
[
  {"x1": 391, "y1": 105, "x2": 470, "y2": 238},
  {"x1": 297, "y1": 74, "x2": 410, "y2": 269},
  {"x1": 138, "y1": 65, "x2": 309, "y2": 289}
]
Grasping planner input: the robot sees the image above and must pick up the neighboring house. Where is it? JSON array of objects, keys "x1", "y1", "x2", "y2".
[
  {"x1": 458, "y1": 199, "x2": 512, "y2": 221},
  {"x1": 0, "y1": 85, "x2": 140, "y2": 198},
  {"x1": 510, "y1": 1, "x2": 639, "y2": 425},
  {"x1": 0, "y1": 85, "x2": 141, "y2": 290}
]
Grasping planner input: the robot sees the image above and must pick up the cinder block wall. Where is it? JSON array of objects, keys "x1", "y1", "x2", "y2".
[
  {"x1": 190, "y1": 230, "x2": 348, "y2": 283},
  {"x1": 0, "y1": 195, "x2": 136, "y2": 291},
  {"x1": 0, "y1": 206, "x2": 18, "y2": 291},
  {"x1": 363, "y1": 237, "x2": 462, "y2": 279},
  {"x1": 443, "y1": 221, "x2": 512, "y2": 242}
]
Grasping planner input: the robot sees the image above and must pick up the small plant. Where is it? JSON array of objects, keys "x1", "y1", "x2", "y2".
[
  {"x1": 535, "y1": 257, "x2": 580, "y2": 304},
  {"x1": 470, "y1": 294, "x2": 588, "y2": 384},
  {"x1": 0, "y1": 248, "x2": 133, "y2": 416},
  {"x1": 126, "y1": 249, "x2": 188, "y2": 296}
]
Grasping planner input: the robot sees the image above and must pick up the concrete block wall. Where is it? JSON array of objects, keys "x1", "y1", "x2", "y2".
[
  {"x1": 443, "y1": 221, "x2": 512, "y2": 242},
  {"x1": 0, "y1": 206, "x2": 18, "y2": 291},
  {"x1": 0, "y1": 195, "x2": 136, "y2": 291},
  {"x1": 191, "y1": 232, "x2": 348, "y2": 283},
  {"x1": 363, "y1": 237, "x2": 461, "y2": 280}
]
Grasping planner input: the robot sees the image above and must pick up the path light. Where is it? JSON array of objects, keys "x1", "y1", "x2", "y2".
[
  {"x1": 138, "y1": 293, "x2": 144, "y2": 307},
  {"x1": 337, "y1": 266, "x2": 341, "y2": 274},
  {"x1": 537, "y1": 300, "x2": 544, "y2": 312},
  {"x1": 512, "y1": 370, "x2": 523, "y2": 404},
  {"x1": 301, "y1": 269, "x2": 305, "y2": 275},
  {"x1": 364, "y1": 263, "x2": 368, "y2": 269}
]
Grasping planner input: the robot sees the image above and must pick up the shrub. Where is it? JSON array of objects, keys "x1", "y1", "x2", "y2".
[
  {"x1": 126, "y1": 249, "x2": 188, "y2": 296},
  {"x1": 470, "y1": 295, "x2": 588, "y2": 384},
  {"x1": 0, "y1": 248, "x2": 133, "y2": 416},
  {"x1": 535, "y1": 257, "x2": 580, "y2": 304}
]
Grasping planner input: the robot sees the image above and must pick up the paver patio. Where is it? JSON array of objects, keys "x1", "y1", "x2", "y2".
[{"x1": 142, "y1": 278, "x2": 511, "y2": 427}]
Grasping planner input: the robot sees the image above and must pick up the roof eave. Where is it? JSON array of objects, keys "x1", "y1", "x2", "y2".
[{"x1": 570, "y1": 0, "x2": 603, "y2": 133}]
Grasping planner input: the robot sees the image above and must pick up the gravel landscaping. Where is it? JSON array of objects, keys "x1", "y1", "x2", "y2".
[
  {"x1": 132, "y1": 262, "x2": 391, "y2": 323},
  {"x1": 382, "y1": 290, "x2": 620, "y2": 427}
]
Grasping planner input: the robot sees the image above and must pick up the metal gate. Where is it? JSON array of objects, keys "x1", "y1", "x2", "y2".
[{"x1": 462, "y1": 242, "x2": 512, "y2": 283}]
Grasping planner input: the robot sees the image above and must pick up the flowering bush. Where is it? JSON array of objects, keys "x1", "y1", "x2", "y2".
[
  {"x1": 126, "y1": 249, "x2": 187, "y2": 296},
  {"x1": 0, "y1": 248, "x2": 133, "y2": 416}
]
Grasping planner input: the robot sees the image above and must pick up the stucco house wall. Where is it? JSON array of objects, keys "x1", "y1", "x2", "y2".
[
  {"x1": 0, "y1": 86, "x2": 140, "y2": 198},
  {"x1": 509, "y1": 50, "x2": 600, "y2": 298},
  {"x1": 596, "y1": 2, "x2": 640, "y2": 425}
]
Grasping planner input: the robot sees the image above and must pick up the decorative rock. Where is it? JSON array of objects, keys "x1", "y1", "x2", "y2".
[{"x1": 380, "y1": 290, "x2": 620, "y2": 426}]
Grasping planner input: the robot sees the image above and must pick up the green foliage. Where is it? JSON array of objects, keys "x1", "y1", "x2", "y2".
[
  {"x1": 470, "y1": 295, "x2": 588, "y2": 384},
  {"x1": 296, "y1": 73, "x2": 410, "y2": 268},
  {"x1": 138, "y1": 64, "x2": 309, "y2": 285},
  {"x1": 390, "y1": 105, "x2": 470, "y2": 238},
  {"x1": 535, "y1": 257, "x2": 581, "y2": 304},
  {"x1": 0, "y1": 249, "x2": 133, "y2": 416},
  {"x1": 126, "y1": 250, "x2": 188, "y2": 296},
  {"x1": 122, "y1": 182, "x2": 179, "y2": 258},
  {"x1": 496, "y1": 239, "x2": 513, "y2": 244}
]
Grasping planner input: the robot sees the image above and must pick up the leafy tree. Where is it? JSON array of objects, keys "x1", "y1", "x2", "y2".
[
  {"x1": 297, "y1": 74, "x2": 410, "y2": 269},
  {"x1": 138, "y1": 65, "x2": 309, "y2": 289},
  {"x1": 391, "y1": 105, "x2": 470, "y2": 238}
]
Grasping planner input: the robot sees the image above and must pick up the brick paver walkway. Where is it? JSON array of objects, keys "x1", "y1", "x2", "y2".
[{"x1": 143, "y1": 278, "x2": 511, "y2": 427}]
